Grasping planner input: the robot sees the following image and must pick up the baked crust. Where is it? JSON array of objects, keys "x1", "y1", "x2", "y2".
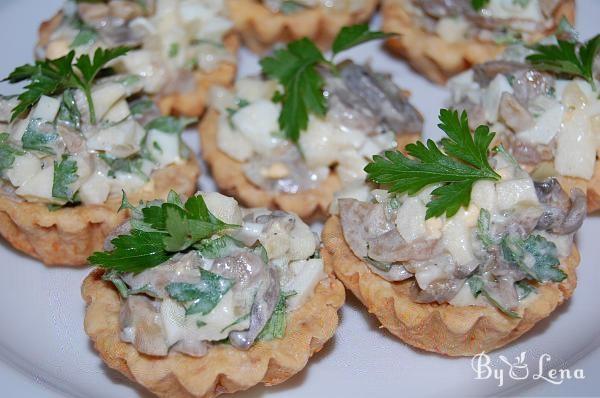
[
  {"x1": 382, "y1": 0, "x2": 575, "y2": 84},
  {"x1": 82, "y1": 256, "x2": 345, "y2": 398},
  {"x1": 199, "y1": 109, "x2": 342, "y2": 222},
  {"x1": 322, "y1": 215, "x2": 579, "y2": 356},
  {"x1": 37, "y1": 12, "x2": 239, "y2": 118},
  {"x1": 0, "y1": 158, "x2": 200, "y2": 267},
  {"x1": 225, "y1": 0, "x2": 379, "y2": 53}
]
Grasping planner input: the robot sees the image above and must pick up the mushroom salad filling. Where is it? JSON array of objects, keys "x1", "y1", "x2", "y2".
[
  {"x1": 448, "y1": 31, "x2": 600, "y2": 180},
  {"x1": 262, "y1": 0, "x2": 367, "y2": 14},
  {"x1": 40, "y1": 0, "x2": 234, "y2": 96},
  {"x1": 91, "y1": 192, "x2": 327, "y2": 357},
  {"x1": 0, "y1": 49, "x2": 192, "y2": 207},
  {"x1": 211, "y1": 61, "x2": 422, "y2": 194},
  {"x1": 401, "y1": 0, "x2": 563, "y2": 44},
  {"x1": 207, "y1": 26, "x2": 422, "y2": 195},
  {"x1": 337, "y1": 109, "x2": 585, "y2": 316}
]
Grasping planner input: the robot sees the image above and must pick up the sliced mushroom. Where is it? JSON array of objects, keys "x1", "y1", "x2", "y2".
[
  {"x1": 228, "y1": 268, "x2": 280, "y2": 350},
  {"x1": 534, "y1": 178, "x2": 587, "y2": 235},
  {"x1": 499, "y1": 92, "x2": 535, "y2": 133},
  {"x1": 325, "y1": 62, "x2": 424, "y2": 135},
  {"x1": 120, "y1": 295, "x2": 168, "y2": 356}
]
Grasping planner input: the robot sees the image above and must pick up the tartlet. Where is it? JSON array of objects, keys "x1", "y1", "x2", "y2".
[
  {"x1": 323, "y1": 110, "x2": 585, "y2": 356},
  {"x1": 200, "y1": 62, "x2": 422, "y2": 222},
  {"x1": 83, "y1": 191, "x2": 345, "y2": 397},
  {"x1": 226, "y1": 0, "x2": 378, "y2": 53},
  {"x1": 37, "y1": 0, "x2": 239, "y2": 117},
  {"x1": 382, "y1": 0, "x2": 575, "y2": 84},
  {"x1": 447, "y1": 34, "x2": 600, "y2": 212},
  {"x1": 0, "y1": 52, "x2": 200, "y2": 266}
]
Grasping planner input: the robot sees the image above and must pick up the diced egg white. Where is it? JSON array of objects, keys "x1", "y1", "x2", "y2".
[
  {"x1": 284, "y1": 259, "x2": 326, "y2": 311},
  {"x1": 436, "y1": 17, "x2": 468, "y2": 43},
  {"x1": 31, "y1": 95, "x2": 60, "y2": 122},
  {"x1": 299, "y1": 117, "x2": 349, "y2": 169},
  {"x1": 287, "y1": 218, "x2": 317, "y2": 261},
  {"x1": 495, "y1": 178, "x2": 539, "y2": 210},
  {"x1": 79, "y1": 173, "x2": 111, "y2": 205},
  {"x1": 6, "y1": 154, "x2": 41, "y2": 187},
  {"x1": 517, "y1": 102, "x2": 564, "y2": 145},
  {"x1": 92, "y1": 84, "x2": 127, "y2": 121},
  {"x1": 483, "y1": 74, "x2": 513, "y2": 124},
  {"x1": 15, "y1": 164, "x2": 54, "y2": 202},
  {"x1": 442, "y1": 211, "x2": 475, "y2": 266},
  {"x1": 87, "y1": 119, "x2": 144, "y2": 158},
  {"x1": 201, "y1": 192, "x2": 243, "y2": 225},
  {"x1": 103, "y1": 99, "x2": 131, "y2": 123},
  {"x1": 395, "y1": 196, "x2": 427, "y2": 242},
  {"x1": 113, "y1": 171, "x2": 147, "y2": 194},
  {"x1": 486, "y1": 0, "x2": 544, "y2": 21},
  {"x1": 216, "y1": 118, "x2": 254, "y2": 161},
  {"x1": 231, "y1": 100, "x2": 281, "y2": 155},
  {"x1": 146, "y1": 129, "x2": 181, "y2": 167},
  {"x1": 471, "y1": 180, "x2": 497, "y2": 213},
  {"x1": 555, "y1": 106, "x2": 598, "y2": 179}
]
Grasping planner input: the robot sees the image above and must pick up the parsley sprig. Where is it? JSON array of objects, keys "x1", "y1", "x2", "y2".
[
  {"x1": 260, "y1": 24, "x2": 393, "y2": 143},
  {"x1": 526, "y1": 34, "x2": 600, "y2": 90},
  {"x1": 365, "y1": 109, "x2": 501, "y2": 219},
  {"x1": 88, "y1": 191, "x2": 238, "y2": 273},
  {"x1": 4, "y1": 47, "x2": 130, "y2": 123},
  {"x1": 471, "y1": 0, "x2": 490, "y2": 10}
]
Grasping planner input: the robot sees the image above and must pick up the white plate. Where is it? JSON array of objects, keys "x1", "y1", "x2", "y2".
[{"x1": 0, "y1": 1, "x2": 599, "y2": 397}]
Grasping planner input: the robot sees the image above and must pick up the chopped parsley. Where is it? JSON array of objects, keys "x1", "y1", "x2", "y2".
[
  {"x1": 52, "y1": 155, "x2": 78, "y2": 201},
  {"x1": 166, "y1": 269, "x2": 234, "y2": 316},
  {"x1": 0, "y1": 133, "x2": 24, "y2": 173}
]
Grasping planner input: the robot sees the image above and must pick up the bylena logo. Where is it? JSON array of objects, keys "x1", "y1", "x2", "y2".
[{"x1": 471, "y1": 351, "x2": 585, "y2": 387}]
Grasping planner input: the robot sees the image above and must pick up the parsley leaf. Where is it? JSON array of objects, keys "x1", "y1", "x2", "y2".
[
  {"x1": 52, "y1": 155, "x2": 78, "y2": 201},
  {"x1": 4, "y1": 47, "x2": 129, "y2": 123},
  {"x1": 468, "y1": 275, "x2": 521, "y2": 318},
  {"x1": 88, "y1": 230, "x2": 171, "y2": 272},
  {"x1": 471, "y1": 0, "x2": 490, "y2": 10},
  {"x1": 145, "y1": 116, "x2": 196, "y2": 134},
  {"x1": 89, "y1": 192, "x2": 238, "y2": 272},
  {"x1": 70, "y1": 27, "x2": 97, "y2": 48},
  {"x1": 0, "y1": 133, "x2": 24, "y2": 173},
  {"x1": 21, "y1": 118, "x2": 59, "y2": 154},
  {"x1": 501, "y1": 234, "x2": 567, "y2": 283},
  {"x1": 166, "y1": 269, "x2": 234, "y2": 315},
  {"x1": 526, "y1": 34, "x2": 600, "y2": 90},
  {"x1": 476, "y1": 208, "x2": 495, "y2": 248},
  {"x1": 258, "y1": 292, "x2": 295, "y2": 341},
  {"x1": 365, "y1": 109, "x2": 501, "y2": 219},
  {"x1": 57, "y1": 89, "x2": 82, "y2": 129},
  {"x1": 260, "y1": 24, "x2": 389, "y2": 143},
  {"x1": 332, "y1": 24, "x2": 394, "y2": 55},
  {"x1": 195, "y1": 235, "x2": 243, "y2": 259}
]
